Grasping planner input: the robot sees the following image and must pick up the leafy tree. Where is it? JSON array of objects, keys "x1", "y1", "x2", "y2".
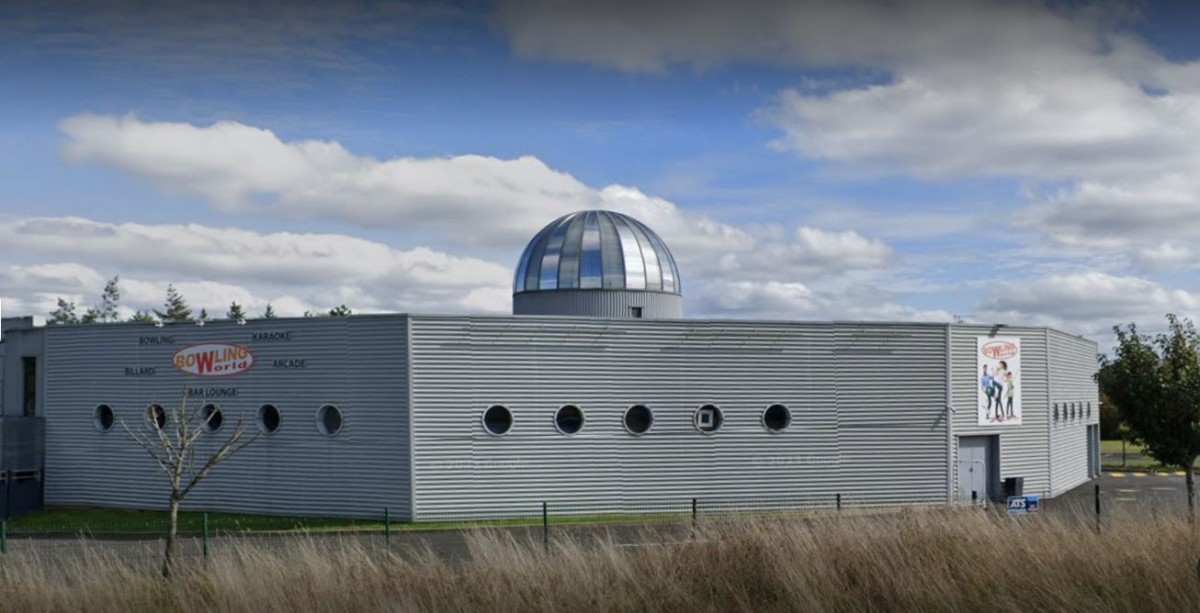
[
  {"x1": 48, "y1": 298, "x2": 79, "y2": 324},
  {"x1": 263, "y1": 303, "x2": 277, "y2": 319},
  {"x1": 154, "y1": 284, "x2": 193, "y2": 322},
  {"x1": 1098, "y1": 314, "x2": 1200, "y2": 523},
  {"x1": 99, "y1": 276, "x2": 121, "y2": 322},
  {"x1": 121, "y1": 392, "x2": 257, "y2": 579},
  {"x1": 1098, "y1": 387, "x2": 1125, "y2": 441},
  {"x1": 129, "y1": 310, "x2": 157, "y2": 323},
  {"x1": 226, "y1": 301, "x2": 246, "y2": 322},
  {"x1": 304, "y1": 305, "x2": 353, "y2": 318},
  {"x1": 80, "y1": 307, "x2": 101, "y2": 324}
]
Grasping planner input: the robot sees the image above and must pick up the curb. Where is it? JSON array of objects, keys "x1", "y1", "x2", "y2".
[{"x1": 1105, "y1": 471, "x2": 1187, "y2": 478}]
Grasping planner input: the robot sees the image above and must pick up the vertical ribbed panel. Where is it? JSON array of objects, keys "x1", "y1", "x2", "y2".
[
  {"x1": 408, "y1": 317, "x2": 950, "y2": 520},
  {"x1": 513, "y1": 290, "x2": 683, "y2": 320},
  {"x1": 950, "y1": 326, "x2": 1052, "y2": 496},
  {"x1": 41, "y1": 316, "x2": 410, "y2": 520},
  {"x1": 1047, "y1": 330, "x2": 1099, "y2": 495}
]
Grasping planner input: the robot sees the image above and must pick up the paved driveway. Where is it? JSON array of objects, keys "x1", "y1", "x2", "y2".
[{"x1": 1049, "y1": 473, "x2": 1190, "y2": 524}]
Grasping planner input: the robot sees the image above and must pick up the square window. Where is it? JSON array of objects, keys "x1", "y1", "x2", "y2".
[{"x1": 630, "y1": 306, "x2": 643, "y2": 319}]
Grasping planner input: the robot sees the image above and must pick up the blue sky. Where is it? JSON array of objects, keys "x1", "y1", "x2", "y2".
[{"x1": 2, "y1": 0, "x2": 1199, "y2": 349}]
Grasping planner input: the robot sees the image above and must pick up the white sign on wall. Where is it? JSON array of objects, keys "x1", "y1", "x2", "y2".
[{"x1": 977, "y1": 336, "x2": 1021, "y2": 426}]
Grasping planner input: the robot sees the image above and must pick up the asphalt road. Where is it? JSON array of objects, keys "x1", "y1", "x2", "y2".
[{"x1": 1051, "y1": 472, "x2": 1190, "y2": 524}]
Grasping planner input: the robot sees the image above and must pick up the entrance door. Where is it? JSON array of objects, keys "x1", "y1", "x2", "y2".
[{"x1": 958, "y1": 436, "x2": 994, "y2": 503}]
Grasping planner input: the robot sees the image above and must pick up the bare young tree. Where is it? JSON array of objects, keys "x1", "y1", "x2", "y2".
[{"x1": 121, "y1": 391, "x2": 258, "y2": 579}]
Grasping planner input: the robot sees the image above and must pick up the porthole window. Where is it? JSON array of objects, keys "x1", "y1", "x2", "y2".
[
  {"x1": 762, "y1": 404, "x2": 792, "y2": 432},
  {"x1": 693, "y1": 404, "x2": 724, "y2": 434},
  {"x1": 147, "y1": 404, "x2": 166, "y2": 430},
  {"x1": 202, "y1": 404, "x2": 223, "y2": 433},
  {"x1": 482, "y1": 405, "x2": 513, "y2": 436},
  {"x1": 316, "y1": 404, "x2": 343, "y2": 436},
  {"x1": 623, "y1": 404, "x2": 654, "y2": 435},
  {"x1": 258, "y1": 404, "x2": 282, "y2": 434},
  {"x1": 93, "y1": 404, "x2": 114, "y2": 432},
  {"x1": 554, "y1": 404, "x2": 585, "y2": 435}
]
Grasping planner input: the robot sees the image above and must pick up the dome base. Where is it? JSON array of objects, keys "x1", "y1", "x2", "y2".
[{"x1": 513, "y1": 290, "x2": 682, "y2": 320}]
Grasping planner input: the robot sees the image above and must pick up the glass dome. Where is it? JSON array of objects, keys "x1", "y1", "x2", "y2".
[{"x1": 513, "y1": 210, "x2": 681, "y2": 294}]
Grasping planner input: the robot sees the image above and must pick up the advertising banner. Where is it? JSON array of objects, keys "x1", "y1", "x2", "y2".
[{"x1": 977, "y1": 336, "x2": 1021, "y2": 426}]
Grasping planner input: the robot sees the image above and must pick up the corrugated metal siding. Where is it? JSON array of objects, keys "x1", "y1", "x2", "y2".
[
  {"x1": 41, "y1": 316, "x2": 410, "y2": 520},
  {"x1": 513, "y1": 290, "x2": 683, "y2": 319},
  {"x1": 950, "y1": 326, "x2": 1052, "y2": 496},
  {"x1": 408, "y1": 316, "x2": 950, "y2": 520},
  {"x1": 1047, "y1": 330, "x2": 1099, "y2": 495}
]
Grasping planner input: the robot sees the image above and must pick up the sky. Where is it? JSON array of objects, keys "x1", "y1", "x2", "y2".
[{"x1": 2, "y1": 0, "x2": 1199, "y2": 351}]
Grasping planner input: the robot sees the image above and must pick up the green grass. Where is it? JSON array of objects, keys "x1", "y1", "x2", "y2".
[
  {"x1": 1100, "y1": 439, "x2": 1145, "y2": 455},
  {"x1": 5, "y1": 506, "x2": 701, "y2": 536},
  {"x1": 7, "y1": 507, "x2": 380, "y2": 535},
  {"x1": 7, "y1": 504, "x2": 874, "y2": 537},
  {"x1": 1100, "y1": 440, "x2": 1200, "y2": 471}
]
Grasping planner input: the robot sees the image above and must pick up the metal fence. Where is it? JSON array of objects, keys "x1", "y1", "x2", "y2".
[{"x1": 0, "y1": 488, "x2": 1140, "y2": 571}]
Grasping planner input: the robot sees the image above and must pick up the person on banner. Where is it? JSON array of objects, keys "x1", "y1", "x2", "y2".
[
  {"x1": 981, "y1": 364, "x2": 995, "y2": 419},
  {"x1": 1005, "y1": 371, "x2": 1016, "y2": 418},
  {"x1": 992, "y1": 360, "x2": 1009, "y2": 422}
]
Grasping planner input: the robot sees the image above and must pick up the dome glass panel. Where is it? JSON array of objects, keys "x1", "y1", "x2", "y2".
[{"x1": 514, "y1": 210, "x2": 680, "y2": 295}]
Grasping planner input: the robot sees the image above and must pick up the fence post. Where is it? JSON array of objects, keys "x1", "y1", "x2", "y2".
[
  {"x1": 1, "y1": 520, "x2": 6, "y2": 555},
  {"x1": 202, "y1": 513, "x2": 209, "y2": 561},
  {"x1": 542, "y1": 502, "x2": 549, "y2": 548},
  {"x1": 385, "y1": 507, "x2": 391, "y2": 548},
  {"x1": 836, "y1": 493, "x2": 842, "y2": 512},
  {"x1": 691, "y1": 497, "x2": 697, "y2": 531},
  {"x1": 1094, "y1": 483, "x2": 1101, "y2": 533}
]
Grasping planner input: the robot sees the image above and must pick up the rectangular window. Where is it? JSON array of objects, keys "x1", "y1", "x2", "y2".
[
  {"x1": 630, "y1": 307, "x2": 643, "y2": 319},
  {"x1": 22, "y1": 356, "x2": 36, "y2": 417}
]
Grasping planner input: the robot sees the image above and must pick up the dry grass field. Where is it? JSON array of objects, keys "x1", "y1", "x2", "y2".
[{"x1": 1, "y1": 508, "x2": 1197, "y2": 612}]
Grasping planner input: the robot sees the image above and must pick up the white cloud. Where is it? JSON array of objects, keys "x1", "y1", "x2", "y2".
[
  {"x1": 58, "y1": 114, "x2": 772, "y2": 260},
  {"x1": 0, "y1": 217, "x2": 514, "y2": 318},
  {"x1": 978, "y1": 272, "x2": 1200, "y2": 337},
  {"x1": 694, "y1": 279, "x2": 952, "y2": 323},
  {"x1": 716, "y1": 226, "x2": 892, "y2": 279},
  {"x1": 1135, "y1": 243, "x2": 1195, "y2": 273},
  {"x1": 55, "y1": 114, "x2": 901, "y2": 285},
  {"x1": 495, "y1": 0, "x2": 1200, "y2": 253},
  {"x1": 60, "y1": 114, "x2": 594, "y2": 248}
]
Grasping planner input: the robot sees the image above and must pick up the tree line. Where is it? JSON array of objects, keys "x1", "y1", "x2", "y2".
[{"x1": 48, "y1": 276, "x2": 351, "y2": 324}]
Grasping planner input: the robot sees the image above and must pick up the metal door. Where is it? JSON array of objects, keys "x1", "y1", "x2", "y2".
[{"x1": 958, "y1": 436, "x2": 991, "y2": 503}]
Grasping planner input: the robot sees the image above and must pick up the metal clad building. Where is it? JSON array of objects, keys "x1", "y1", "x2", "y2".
[
  {"x1": 409, "y1": 317, "x2": 950, "y2": 519},
  {"x1": 37, "y1": 316, "x2": 411, "y2": 519},
  {"x1": 0, "y1": 209, "x2": 1100, "y2": 520}
]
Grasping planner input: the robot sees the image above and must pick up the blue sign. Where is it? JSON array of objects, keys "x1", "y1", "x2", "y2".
[{"x1": 1007, "y1": 495, "x2": 1040, "y2": 515}]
